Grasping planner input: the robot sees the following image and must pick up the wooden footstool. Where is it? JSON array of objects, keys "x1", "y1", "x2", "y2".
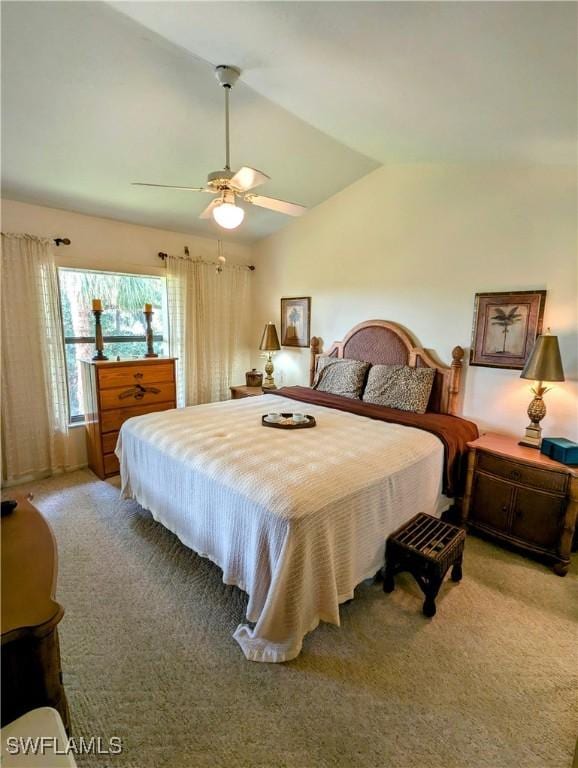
[{"x1": 383, "y1": 513, "x2": 466, "y2": 617}]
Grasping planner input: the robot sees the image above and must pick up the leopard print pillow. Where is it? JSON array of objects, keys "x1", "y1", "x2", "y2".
[
  {"x1": 362, "y1": 364, "x2": 435, "y2": 414},
  {"x1": 313, "y1": 356, "x2": 370, "y2": 400}
]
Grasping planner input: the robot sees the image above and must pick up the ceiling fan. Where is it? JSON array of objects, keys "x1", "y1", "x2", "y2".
[{"x1": 132, "y1": 65, "x2": 307, "y2": 230}]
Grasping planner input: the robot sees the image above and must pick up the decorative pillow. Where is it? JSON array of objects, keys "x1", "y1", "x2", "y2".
[
  {"x1": 362, "y1": 364, "x2": 435, "y2": 414},
  {"x1": 313, "y1": 356, "x2": 370, "y2": 399}
]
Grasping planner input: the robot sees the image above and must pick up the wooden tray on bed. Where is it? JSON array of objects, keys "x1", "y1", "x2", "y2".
[{"x1": 261, "y1": 414, "x2": 316, "y2": 430}]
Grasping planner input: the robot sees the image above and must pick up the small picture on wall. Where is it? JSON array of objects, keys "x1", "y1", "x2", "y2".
[
  {"x1": 470, "y1": 290, "x2": 546, "y2": 369},
  {"x1": 281, "y1": 297, "x2": 311, "y2": 348}
]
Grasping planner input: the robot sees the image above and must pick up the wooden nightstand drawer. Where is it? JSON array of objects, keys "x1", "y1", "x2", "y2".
[
  {"x1": 477, "y1": 451, "x2": 567, "y2": 494},
  {"x1": 230, "y1": 385, "x2": 264, "y2": 400}
]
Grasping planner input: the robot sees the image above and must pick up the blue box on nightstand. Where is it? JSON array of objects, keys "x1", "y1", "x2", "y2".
[{"x1": 540, "y1": 437, "x2": 578, "y2": 465}]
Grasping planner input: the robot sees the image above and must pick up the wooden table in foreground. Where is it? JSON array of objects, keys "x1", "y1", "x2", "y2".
[
  {"x1": 1, "y1": 495, "x2": 70, "y2": 730},
  {"x1": 461, "y1": 433, "x2": 578, "y2": 575}
]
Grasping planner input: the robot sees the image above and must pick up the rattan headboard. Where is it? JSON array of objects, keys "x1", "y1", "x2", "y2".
[{"x1": 309, "y1": 319, "x2": 464, "y2": 415}]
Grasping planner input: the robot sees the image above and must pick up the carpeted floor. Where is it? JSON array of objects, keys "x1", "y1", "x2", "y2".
[{"x1": 15, "y1": 469, "x2": 578, "y2": 768}]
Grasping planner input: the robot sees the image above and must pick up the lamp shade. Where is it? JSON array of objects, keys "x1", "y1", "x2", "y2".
[
  {"x1": 521, "y1": 333, "x2": 565, "y2": 382},
  {"x1": 259, "y1": 322, "x2": 281, "y2": 352}
]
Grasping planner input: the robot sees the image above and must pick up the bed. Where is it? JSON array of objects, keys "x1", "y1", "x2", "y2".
[{"x1": 116, "y1": 320, "x2": 477, "y2": 662}]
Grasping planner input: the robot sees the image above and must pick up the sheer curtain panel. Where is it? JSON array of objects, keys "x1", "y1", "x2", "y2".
[
  {"x1": 1, "y1": 234, "x2": 69, "y2": 483},
  {"x1": 167, "y1": 257, "x2": 251, "y2": 406}
]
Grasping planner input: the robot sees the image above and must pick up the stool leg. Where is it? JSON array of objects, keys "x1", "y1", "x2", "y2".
[
  {"x1": 422, "y1": 579, "x2": 441, "y2": 618},
  {"x1": 383, "y1": 562, "x2": 395, "y2": 593},
  {"x1": 451, "y1": 557, "x2": 463, "y2": 583}
]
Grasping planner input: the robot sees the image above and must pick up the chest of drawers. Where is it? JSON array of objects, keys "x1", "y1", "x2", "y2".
[
  {"x1": 81, "y1": 358, "x2": 177, "y2": 479},
  {"x1": 461, "y1": 433, "x2": 577, "y2": 575}
]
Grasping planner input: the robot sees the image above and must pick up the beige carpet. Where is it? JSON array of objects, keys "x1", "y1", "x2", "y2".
[{"x1": 15, "y1": 469, "x2": 578, "y2": 768}]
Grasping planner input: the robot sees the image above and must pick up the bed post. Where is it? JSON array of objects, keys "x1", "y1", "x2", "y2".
[
  {"x1": 448, "y1": 346, "x2": 464, "y2": 416},
  {"x1": 310, "y1": 336, "x2": 321, "y2": 386}
]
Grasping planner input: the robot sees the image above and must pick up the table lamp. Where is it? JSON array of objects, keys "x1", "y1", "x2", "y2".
[
  {"x1": 259, "y1": 322, "x2": 281, "y2": 389},
  {"x1": 519, "y1": 329, "x2": 565, "y2": 448}
]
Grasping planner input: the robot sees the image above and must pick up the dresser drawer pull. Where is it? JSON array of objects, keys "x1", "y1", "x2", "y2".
[
  {"x1": 118, "y1": 384, "x2": 161, "y2": 401},
  {"x1": 134, "y1": 372, "x2": 144, "y2": 380},
  {"x1": 510, "y1": 470, "x2": 521, "y2": 481},
  {"x1": 501, "y1": 505, "x2": 509, "y2": 513}
]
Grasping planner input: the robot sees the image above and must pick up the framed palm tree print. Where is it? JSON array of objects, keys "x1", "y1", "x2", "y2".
[
  {"x1": 280, "y1": 297, "x2": 311, "y2": 348},
  {"x1": 470, "y1": 290, "x2": 546, "y2": 369}
]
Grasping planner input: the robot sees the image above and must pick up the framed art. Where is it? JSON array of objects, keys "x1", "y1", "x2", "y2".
[
  {"x1": 280, "y1": 297, "x2": 311, "y2": 348},
  {"x1": 470, "y1": 290, "x2": 546, "y2": 369}
]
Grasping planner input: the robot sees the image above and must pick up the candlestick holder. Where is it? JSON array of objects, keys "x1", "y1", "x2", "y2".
[
  {"x1": 92, "y1": 309, "x2": 108, "y2": 361},
  {"x1": 144, "y1": 310, "x2": 158, "y2": 358}
]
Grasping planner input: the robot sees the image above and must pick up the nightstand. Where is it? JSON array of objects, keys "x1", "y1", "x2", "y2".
[
  {"x1": 229, "y1": 385, "x2": 265, "y2": 400},
  {"x1": 462, "y1": 433, "x2": 578, "y2": 575}
]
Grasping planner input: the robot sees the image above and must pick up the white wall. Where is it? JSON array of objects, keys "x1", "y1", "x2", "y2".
[
  {"x1": 252, "y1": 164, "x2": 578, "y2": 441},
  {"x1": 1, "y1": 198, "x2": 254, "y2": 468}
]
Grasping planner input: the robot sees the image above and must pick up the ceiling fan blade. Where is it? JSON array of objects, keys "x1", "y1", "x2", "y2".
[
  {"x1": 199, "y1": 199, "x2": 220, "y2": 219},
  {"x1": 245, "y1": 194, "x2": 306, "y2": 217},
  {"x1": 229, "y1": 167, "x2": 270, "y2": 192},
  {"x1": 132, "y1": 183, "x2": 212, "y2": 192}
]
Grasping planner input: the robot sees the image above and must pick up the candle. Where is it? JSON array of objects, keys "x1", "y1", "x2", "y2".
[
  {"x1": 92, "y1": 299, "x2": 102, "y2": 311},
  {"x1": 144, "y1": 303, "x2": 153, "y2": 313}
]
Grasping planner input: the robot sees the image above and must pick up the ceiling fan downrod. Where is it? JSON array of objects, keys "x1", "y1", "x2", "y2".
[
  {"x1": 224, "y1": 87, "x2": 230, "y2": 171},
  {"x1": 215, "y1": 65, "x2": 240, "y2": 172}
]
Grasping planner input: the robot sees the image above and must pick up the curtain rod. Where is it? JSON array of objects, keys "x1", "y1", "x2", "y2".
[
  {"x1": 1, "y1": 233, "x2": 71, "y2": 246},
  {"x1": 158, "y1": 251, "x2": 255, "y2": 271}
]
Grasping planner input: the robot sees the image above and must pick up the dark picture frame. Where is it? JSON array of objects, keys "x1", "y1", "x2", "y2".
[
  {"x1": 470, "y1": 290, "x2": 547, "y2": 370},
  {"x1": 280, "y1": 297, "x2": 311, "y2": 348}
]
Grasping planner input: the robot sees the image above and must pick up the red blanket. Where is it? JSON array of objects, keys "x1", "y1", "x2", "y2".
[{"x1": 271, "y1": 386, "x2": 478, "y2": 497}]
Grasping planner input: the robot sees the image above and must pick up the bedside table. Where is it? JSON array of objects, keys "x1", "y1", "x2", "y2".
[
  {"x1": 229, "y1": 385, "x2": 265, "y2": 400},
  {"x1": 462, "y1": 433, "x2": 578, "y2": 575}
]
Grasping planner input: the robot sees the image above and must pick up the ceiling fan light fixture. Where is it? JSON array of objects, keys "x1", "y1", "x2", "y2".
[{"x1": 212, "y1": 200, "x2": 245, "y2": 230}]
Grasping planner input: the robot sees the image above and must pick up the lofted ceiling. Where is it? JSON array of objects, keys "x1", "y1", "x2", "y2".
[
  {"x1": 2, "y1": 2, "x2": 576, "y2": 243},
  {"x1": 111, "y1": 1, "x2": 577, "y2": 166},
  {"x1": 1, "y1": 2, "x2": 377, "y2": 242}
]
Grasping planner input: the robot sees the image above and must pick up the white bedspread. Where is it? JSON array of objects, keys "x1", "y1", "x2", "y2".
[{"x1": 116, "y1": 394, "x2": 444, "y2": 662}]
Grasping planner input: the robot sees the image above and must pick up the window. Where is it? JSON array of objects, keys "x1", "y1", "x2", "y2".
[{"x1": 58, "y1": 268, "x2": 168, "y2": 421}]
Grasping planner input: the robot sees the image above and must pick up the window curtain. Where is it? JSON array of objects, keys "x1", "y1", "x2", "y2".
[
  {"x1": 166, "y1": 256, "x2": 251, "y2": 406},
  {"x1": 1, "y1": 234, "x2": 70, "y2": 483}
]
